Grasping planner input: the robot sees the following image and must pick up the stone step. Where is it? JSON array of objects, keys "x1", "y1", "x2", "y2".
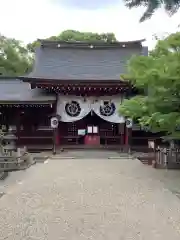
[
  {"x1": 50, "y1": 153, "x2": 134, "y2": 160},
  {"x1": 140, "y1": 160, "x2": 149, "y2": 164},
  {"x1": 138, "y1": 157, "x2": 153, "y2": 165}
]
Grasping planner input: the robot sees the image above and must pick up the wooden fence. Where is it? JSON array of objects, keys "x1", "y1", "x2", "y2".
[
  {"x1": 0, "y1": 147, "x2": 35, "y2": 172},
  {"x1": 155, "y1": 147, "x2": 180, "y2": 169}
]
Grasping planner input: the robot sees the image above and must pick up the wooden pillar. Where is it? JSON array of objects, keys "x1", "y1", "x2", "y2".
[
  {"x1": 52, "y1": 128, "x2": 56, "y2": 154},
  {"x1": 51, "y1": 115, "x2": 59, "y2": 154},
  {"x1": 55, "y1": 127, "x2": 59, "y2": 145},
  {"x1": 5, "y1": 108, "x2": 9, "y2": 132},
  {"x1": 0, "y1": 107, "x2": 5, "y2": 129},
  {"x1": 55, "y1": 114, "x2": 60, "y2": 146},
  {"x1": 15, "y1": 109, "x2": 21, "y2": 146},
  {"x1": 118, "y1": 123, "x2": 125, "y2": 152},
  {"x1": 126, "y1": 127, "x2": 132, "y2": 153},
  {"x1": 121, "y1": 125, "x2": 125, "y2": 146},
  {"x1": 4, "y1": 106, "x2": 12, "y2": 132}
]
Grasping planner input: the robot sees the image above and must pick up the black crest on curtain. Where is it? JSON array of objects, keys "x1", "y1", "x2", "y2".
[
  {"x1": 100, "y1": 102, "x2": 116, "y2": 116},
  {"x1": 65, "y1": 101, "x2": 81, "y2": 117}
]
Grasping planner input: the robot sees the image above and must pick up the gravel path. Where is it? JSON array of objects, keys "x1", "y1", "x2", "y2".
[{"x1": 1, "y1": 156, "x2": 180, "y2": 240}]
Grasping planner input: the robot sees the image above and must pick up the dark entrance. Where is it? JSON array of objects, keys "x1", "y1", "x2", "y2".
[{"x1": 59, "y1": 112, "x2": 124, "y2": 146}]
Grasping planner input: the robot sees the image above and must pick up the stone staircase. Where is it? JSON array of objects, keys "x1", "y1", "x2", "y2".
[
  {"x1": 132, "y1": 152, "x2": 154, "y2": 165},
  {"x1": 27, "y1": 150, "x2": 156, "y2": 164},
  {"x1": 49, "y1": 149, "x2": 134, "y2": 160}
]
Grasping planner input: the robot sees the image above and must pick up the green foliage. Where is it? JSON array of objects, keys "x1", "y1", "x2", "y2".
[
  {"x1": 57, "y1": 30, "x2": 116, "y2": 42},
  {"x1": 0, "y1": 35, "x2": 33, "y2": 76},
  {"x1": 124, "y1": 0, "x2": 180, "y2": 22},
  {"x1": 28, "y1": 30, "x2": 117, "y2": 52},
  {"x1": 120, "y1": 32, "x2": 180, "y2": 139}
]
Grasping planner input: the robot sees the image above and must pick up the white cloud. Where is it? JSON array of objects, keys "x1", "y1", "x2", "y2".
[{"x1": 0, "y1": 0, "x2": 179, "y2": 49}]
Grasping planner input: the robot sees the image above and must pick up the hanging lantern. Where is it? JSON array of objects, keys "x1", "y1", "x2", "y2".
[
  {"x1": 126, "y1": 118, "x2": 133, "y2": 128},
  {"x1": 51, "y1": 117, "x2": 59, "y2": 129}
]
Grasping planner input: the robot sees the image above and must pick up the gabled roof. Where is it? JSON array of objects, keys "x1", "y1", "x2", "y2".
[
  {"x1": 0, "y1": 77, "x2": 55, "y2": 103},
  {"x1": 22, "y1": 40, "x2": 148, "y2": 81}
]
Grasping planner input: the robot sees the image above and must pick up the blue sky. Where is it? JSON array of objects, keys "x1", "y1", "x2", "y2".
[{"x1": 0, "y1": 0, "x2": 179, "y2": 49}]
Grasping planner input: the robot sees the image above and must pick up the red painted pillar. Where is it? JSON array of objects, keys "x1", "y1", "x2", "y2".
[{"x1": 55, "y1": 128, "x2": 59, "y2": 145}]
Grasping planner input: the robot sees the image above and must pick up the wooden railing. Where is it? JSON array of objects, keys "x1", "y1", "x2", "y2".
[
  {"x1": 12, "y1": 126, "x2": 54, "y2": 149},
  {"x1": 61, "y1": 136, "x2": 80, "y2": 145}
]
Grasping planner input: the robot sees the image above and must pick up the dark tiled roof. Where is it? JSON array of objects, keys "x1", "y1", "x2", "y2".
[
  {"x1": 0, "y1": 78, "x2": 55, "y2": 102},
  {"x1": 26, "y1": 41, "x2": 148, "y2": 81}
]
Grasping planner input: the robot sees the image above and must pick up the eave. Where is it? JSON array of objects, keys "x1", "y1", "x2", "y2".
[
  {"x1": 0, "y1": 101, "x2": 54, "y2": 107},
  {"x1": 19, "y1": 76, "x2": 130, "y2": 85}
]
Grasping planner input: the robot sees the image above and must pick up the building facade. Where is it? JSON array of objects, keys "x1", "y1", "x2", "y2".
[{"x1": 0, "y1": 40, "x2": 158, "y2": 151}]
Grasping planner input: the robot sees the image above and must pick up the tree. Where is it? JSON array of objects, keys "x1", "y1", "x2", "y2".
[
  {"x1": 57, "y1": 30, "x2": 116, "y2": 42},
  {"x1": 27, "y1": 30, "x2": 117, "y2": 52},
  {"x1": 124, "y1": 0, "x2": 180, "y2": 22},
  {"x1": 119, "y1": 32, "x2": 180, "y2": 139},
  {"x1": 0, "y1": 35, "x2": 33, "y2": 76}
]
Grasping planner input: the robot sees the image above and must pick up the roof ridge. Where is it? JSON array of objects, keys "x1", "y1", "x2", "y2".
[
  {"x1": 38, "y1": 39, "x2": 145, "y2": 44},
  {"x1": 38, "y1": 39, "x2": 145, "y2": 49}
]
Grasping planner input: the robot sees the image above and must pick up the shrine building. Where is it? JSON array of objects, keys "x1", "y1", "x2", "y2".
[{"x1": 0, "y1": 39, "x2": 158, "y2": 151}]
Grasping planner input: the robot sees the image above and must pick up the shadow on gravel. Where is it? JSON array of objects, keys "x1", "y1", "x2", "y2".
[
  {"x1": 0, "y1": 192, "x2": 5, "y2": 198},
  {"x1": 171, "y1": 190, "x2": 180, "y2": 199}
]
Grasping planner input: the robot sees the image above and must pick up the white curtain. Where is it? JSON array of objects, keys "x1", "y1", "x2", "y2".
[
  {"x1": 92, "y1": 96, "x2": 125, "y2": 123},
  {"x1": 56, "y1": 95, "x2": 91, "y2": 122},
  {"x1": 56, "y1": 95, "x2": 125, "y2": 123}
]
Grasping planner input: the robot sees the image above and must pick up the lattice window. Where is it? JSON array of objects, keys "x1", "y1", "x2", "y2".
[
  {"x1": 100, "y1": 123, "x2": 118, "y2": 137},
  {"x1": 67, "y1": 123, "x2": 78, "y2": 136}
]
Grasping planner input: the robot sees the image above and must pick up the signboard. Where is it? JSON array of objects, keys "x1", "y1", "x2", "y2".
[
  {"x1": 78, "y1": 129, "x2": 86, "y2": 136},
  {"x1": 51, "y1": 117, "x2": 59, "y2": 129},
  {"x1": 87, "y1": 126, "x2": 98, "y2": 133},
  {"x1": 148, "y1": 140, "x2": 155, "y2": 149},
  {"x1": 93, "y1": 126, "x2": 98, "y2": 133},
  {"x1": 87, "y1": 126, "x2": 93, "y2": 133}
]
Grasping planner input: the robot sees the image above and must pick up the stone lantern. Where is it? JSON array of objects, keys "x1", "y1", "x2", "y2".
[{"x1": 3, "y1": 128, "x2": 17, "y2": 156}]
